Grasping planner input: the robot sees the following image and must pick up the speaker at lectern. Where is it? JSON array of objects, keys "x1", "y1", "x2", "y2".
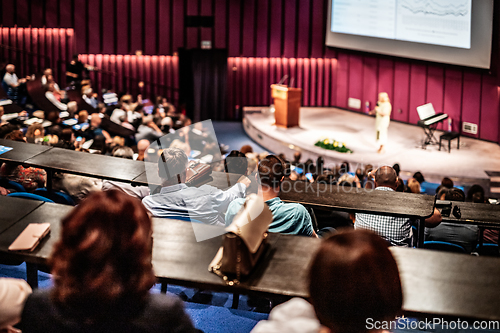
[{"x1": 271, "y1": 84, "x2": 302, "y2": 128}]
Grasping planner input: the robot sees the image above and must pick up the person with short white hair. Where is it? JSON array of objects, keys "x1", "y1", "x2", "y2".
[{"x1": 142, "y1": 148, "x2": 250, "y2": 225}]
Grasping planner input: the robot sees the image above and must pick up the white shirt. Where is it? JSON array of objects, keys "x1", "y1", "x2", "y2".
[
  {"x1": 102, "y1": 180, "x2": 150, "y2": 200},
  {"x1": 0, "y1": 278, "x2": 32, "y2": 330},
  {"x1": 3, "y1": 73, "x2": 18, "y2": 87},
  {"x1": 45, "y1": 91, "x2": 68, "y2": 111},
  {"x1": 142, "y1": 183, "x2": 246, "y2": 226},
  {"x1": 110, "y1": 108, "x2": 141, "y2": 124},
  {"x1": 251, "y1": 298, "x2": 322, "y2": 333}
]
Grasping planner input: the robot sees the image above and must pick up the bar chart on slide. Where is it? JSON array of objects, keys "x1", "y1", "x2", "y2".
[{"x1": 331, "y1": 0, "x2": 471, "y2": 48}]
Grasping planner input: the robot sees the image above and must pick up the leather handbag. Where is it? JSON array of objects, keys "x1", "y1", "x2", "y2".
[
  {"x1": 209, "y1": 194, "x2": 272, "y2": 285},
  {"x1": 186, "y1": 160, "x2": 212, "y2": 186}
]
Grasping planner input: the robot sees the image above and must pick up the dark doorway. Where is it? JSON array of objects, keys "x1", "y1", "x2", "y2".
[{"x1": 179, "y1": 49, "x2": 227, "y2": 123}]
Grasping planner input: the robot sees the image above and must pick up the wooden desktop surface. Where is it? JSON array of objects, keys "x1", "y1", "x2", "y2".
[{"x1": 0, "y1": 200, "x2": 499, "y2": 321}]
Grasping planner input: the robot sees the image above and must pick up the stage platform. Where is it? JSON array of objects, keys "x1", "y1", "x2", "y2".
[{"x1": 243, "y1": 107, "x2": 500, "y2": 197}]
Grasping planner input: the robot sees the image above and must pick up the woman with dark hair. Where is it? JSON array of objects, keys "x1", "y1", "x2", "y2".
[
  {"x1": 22, "y1": 190, "x2": 195, "y2": 333},
  {"x1": 251, "y1": 229, "x2": 402, "y2": 333},
  {"x1": 0, "y1": 131, "x2": 47, "y2": 192}
]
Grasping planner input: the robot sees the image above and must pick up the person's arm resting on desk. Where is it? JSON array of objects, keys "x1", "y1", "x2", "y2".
[{"x1": 424, "y1": 207, "x2": 442, "y2": 228}]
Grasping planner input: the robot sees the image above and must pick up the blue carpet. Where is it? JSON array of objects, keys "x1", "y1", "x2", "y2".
[
  {"x1": 212, "y1": 121, "x2": 271, "y2": 154},
  {"x1": 0, "y1": 263, "x2": 268, "y2": 333}
]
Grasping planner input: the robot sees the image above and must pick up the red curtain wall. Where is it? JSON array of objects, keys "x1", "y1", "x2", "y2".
[{"x1": 0, "y1": 0, "x2": 499, "y2": 143}]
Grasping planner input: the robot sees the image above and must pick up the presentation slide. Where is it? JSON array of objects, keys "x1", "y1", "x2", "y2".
[{"x1": 331, "y1": 0, "x2": 471, "y2": 49}]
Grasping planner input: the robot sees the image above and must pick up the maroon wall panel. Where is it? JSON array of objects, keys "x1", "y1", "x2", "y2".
[
  {"x1": 255, "y1": 0, "x2": 269, "y2": 57},
  {"x1": 158, "y1": 0, "x2": 172, "y2": 55},
  {"x1": 310, "y1": 0, "x2": 325, "y2": 58},
  {"x1": 392, "y1": 61, "x2": 410, "y2": 122},
  {"x1": 443, "y1": 69, "x2": 463, "y2": 133},
  {"x1": 268, "y1": 0, "x2": 283, "y2": 57},
  {"x1": 30, "y1": 2, "x2": 44, "y2": 27},
  {"x1": 480, "y1": 76, "x2": 499, "y2": 141},
  {"x1": 283, "y1": 0, "x2": 297, "y2": 58},
  {"x1": 45, "y1": 0, "x2": 58, "y2": 28},
  {"x1": 336, "y1": 53, "x2": 349, "y2": 109},
  {"x1": 74, "y1": 0, "x2": 87, "y2": 54},
  {"x1": 323, "y1": 59, "x2": 331, "y2": 106},
  {"x1": 200, "y1": 0, "x2": 212, "y2": 43},
  {"x1": 16, "y1": 0, "x2": 30, "y2": 27},
  {"x1": 1, "y1": 0, "x2": 499, "y2": 142},
  {"x1": 2, "y1": 0, "x2": 15, "y2": 27},
  {"x1": 227, "y1": 0, "x2": 241, "y2": 57},
  {"x1": 186, "y1": 0, "x2": 199, "y2": 49},
  {"x1": 101, "y1": 1, "x2": 116, "y2": 54},
  {"x1": 426, "y1": 66, "x2": 445, "y2": 130},
  {"x1": 347, "y1": 54, "x2": 363, "y2": 111},
  {"x1": 130, "y1": 0, "x2": 144, "y2": 53},
  {"x1": 362, "y1": 57, "x2": 378, "y2": 114},
  {"x1": 310, "y1": 58, "x2": 317, "y2": 106},
  {"x1": 87, "y1": 0, "x2": 101, "y2": 54},
  {"x1": 377, "y1": 59, "x2": 394, "y2": 106},
  {"x1": 242, "y1": 0, "x2": 256, "y2": 57},
  {"x1": 171, "y1": 0, "x2": 184, "y2": 53},
  {"x1": 296, "y1": 0, "x2": 311, "y2": 58},
  {"x1": 408, "y1": 64, "x2": 427, "y2": 125},
  {"x1": 213, "y1": 0, "x2": 227, "y2": 50},
  {"x1": 316, "y1": 59, "x2": 324, "y2": 106},
  {"x1": 461, "y1": 72, "x2": 481, "y2": 138}
]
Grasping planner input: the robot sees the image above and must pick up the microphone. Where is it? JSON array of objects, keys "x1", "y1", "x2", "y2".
[
  {"x1": 289, "y1": 77, "x2": 295, "y2": 87},
  {"x1": 278, "y1": 75, "x2": 289, "y2": 85}
]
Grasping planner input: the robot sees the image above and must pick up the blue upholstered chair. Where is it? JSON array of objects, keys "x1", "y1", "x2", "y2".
[
  {"x1": 423, "y1": 240, "x2": 466, "y2": 254},
  {"x1": 7, "y1": 192, "x2": 55, "y2": 203}
]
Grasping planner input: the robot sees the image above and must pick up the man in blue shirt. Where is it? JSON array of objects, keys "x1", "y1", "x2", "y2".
[
  {"x1": 142, "y1": 148, "x2": 250, "y2": 226},
  {"x1": 225, "y1": 155, "x2": 317, "y2": 237}
]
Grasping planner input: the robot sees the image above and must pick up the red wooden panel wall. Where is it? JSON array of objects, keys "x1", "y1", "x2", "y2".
[
  {"x1": 0, "y1": 27, "x2": 75, "y2": 82},
  {"x1": 0, "y1": 0, "x2": 499, "y2": 143}
]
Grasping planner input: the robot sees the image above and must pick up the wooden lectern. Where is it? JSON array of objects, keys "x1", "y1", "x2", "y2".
[{"x1": 271, "y1": 84, "x2": 302, "y2": 128}]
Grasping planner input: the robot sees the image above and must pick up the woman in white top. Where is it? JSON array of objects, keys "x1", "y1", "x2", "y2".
[{"x1": 370, "y1": 92, "x2": 392, "y2": 154}]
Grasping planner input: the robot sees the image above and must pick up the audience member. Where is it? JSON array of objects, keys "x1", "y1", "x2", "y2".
[
  {"x1": 142, "y1": 148, "x2": 250, "y2": 225},
  {"x1": 392, "y1": 163, "x2": 401, "y2": 176},
  {"x1": 2, "y1": 64, "x2": 28, "y2": 103},
  {"x1": 136, "y1": 139, "x2": 150, "y2": 161},
  {"x1": 406, "y1": 178, "x2": 421, "y2": 194},
  {"x1": 226, "y1": 155, "x2": 317, "y2": 237},
  {"x1": 82, "y1": 85, "x2": 98, "y2": 108},
  {"x1": 0, "y1": 278, "x2": 32, "y2": 332},
  {"x1": 251, "y1": 229, "x2": 402, "y2": 333},
  {"x1": 355, "y1": 166, "x2": 441, "y2": 246},
  {"x1": 413, "y1": 171, "x2": 425, "y2": 184},
  {"x1": 441, "y1": 177, "x2": 454, "y2": 189},
  {"x1": 25, "y1": 123, "x2": 44, "y2": 143},
  {"x1": 224, "y1": 150, "x2": 248, "y2": 176},
  {"x1": 21, "y1": 190, "x2": 196, "y2": 333},
  {"x1": 240, "y1": 144, "x2": 253, "y2": 155},
  {"x1": 102, "y1": 147, "x2": 150, "y2": 200},
  {"x1": 0, "y1": 131, "x2": 47, "y2": 192},
  {"x1": 467, "y1": 185, "x2": 499, "y2": 244},
  {"x1": 425, "y1": 187, "x2": 479, "y2": 253},
  {"x1": 135, "y1": 115, "x2": 163, "y2": 142}
]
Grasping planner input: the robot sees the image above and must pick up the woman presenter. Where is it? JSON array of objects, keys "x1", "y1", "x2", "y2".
[{"x1": 370, "y1": 92, "x2": 392, "y2": 154}]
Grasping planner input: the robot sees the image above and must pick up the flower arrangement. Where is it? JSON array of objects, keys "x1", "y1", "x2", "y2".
[{"x1": 314, "y1": 138, "x2": 353, "y2": 153}]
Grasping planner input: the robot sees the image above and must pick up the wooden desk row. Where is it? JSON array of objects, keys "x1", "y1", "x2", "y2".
[
  {"x1": 0, "y1": 196, "x2": 499, "y2": 321},
  {"x1": 2, "y1": 139, "x2": 500, "y2": 243}
]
